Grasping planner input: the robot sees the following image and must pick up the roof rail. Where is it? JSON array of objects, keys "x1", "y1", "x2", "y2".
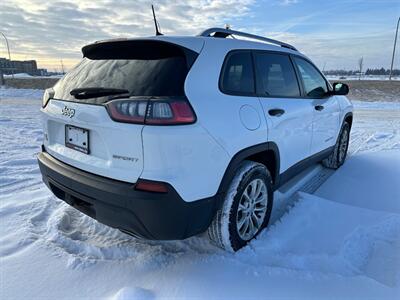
[{"x1": 198, "y1": 27, "x2": 297, "y2": 51}]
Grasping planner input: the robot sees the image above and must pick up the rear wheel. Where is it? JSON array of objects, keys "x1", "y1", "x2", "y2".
[
  {"x1": 322, "y1": 122, "x2": 350, "y2": 169},
  {"x1": 208, "y1": 161, "x2": 273, "y2": 252}
]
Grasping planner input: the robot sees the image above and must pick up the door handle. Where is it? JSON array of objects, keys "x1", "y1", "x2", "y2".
[
  {"x1": 268, "y1": 109, "x2": 285, "y2": 117},
  {"x1": 315, "y1": 105, "x2": 325, "y2": 111}
]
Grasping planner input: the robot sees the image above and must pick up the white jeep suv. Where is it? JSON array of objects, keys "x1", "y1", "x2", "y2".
[{"x1": 38, "y1": 28, "x2": 353, "y2": 251}]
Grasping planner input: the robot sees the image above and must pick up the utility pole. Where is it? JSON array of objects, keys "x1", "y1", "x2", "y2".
[
  {"x1": 60, "y1": 59, "x2": 65, "y2": 74},
  {"x1": 0, "y1": 31, "x2": 13, "y2": 78},
  {"x1": 358, "y1": 57, "x2": 364, "y2": 80},
  {"x1": 389, "y1": 17, "x2": 400, "y2": 80}
]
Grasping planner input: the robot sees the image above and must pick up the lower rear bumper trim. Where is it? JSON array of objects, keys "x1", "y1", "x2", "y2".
[{"x1": 38, "y1": 151, "x2": 217, "y2": 240}]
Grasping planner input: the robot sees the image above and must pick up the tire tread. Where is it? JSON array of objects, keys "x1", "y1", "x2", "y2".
[{"x1": 208, "y1": 161, "x2": 272, "y2": 251}]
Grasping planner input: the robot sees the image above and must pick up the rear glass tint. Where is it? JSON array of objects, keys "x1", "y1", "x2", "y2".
[
  {"x1": 255, "y1": 52, "x2": 300, "y2": 97},
  {"x1": 220, "y1": 52, "x2": 255, "y2": 95},
  {"x1": 53, "y1": 41, "x2": 197, "y2": 104}
]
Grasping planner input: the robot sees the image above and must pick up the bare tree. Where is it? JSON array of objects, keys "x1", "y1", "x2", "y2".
[{"x1": 358, "y1": 57, "x2": 364, "y2": 80}]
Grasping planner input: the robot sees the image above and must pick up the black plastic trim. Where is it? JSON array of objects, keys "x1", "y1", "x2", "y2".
[
  {"x1": 277, "y1": 146, "x2": 334, "y2": 187},
  {"x1": 215, "y1": 143, "x2": 334, "y2": 200},
  {"x1": 38, "y1": 152, "x2": 216, "y2": 240},
  {"x1": 337, "y1": 112, "x2": 353, "y2": 143},
  {"x1": 215, "y1": 142, "x2": 280, "y2": 207},
  {"x1": 344, "y1": 112, "x2": 353, "y2": 126}
]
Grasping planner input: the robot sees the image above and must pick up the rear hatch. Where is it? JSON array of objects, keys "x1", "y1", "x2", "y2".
[{"x1": 42, "y1": 39, "x2": 200, "y2": 183}]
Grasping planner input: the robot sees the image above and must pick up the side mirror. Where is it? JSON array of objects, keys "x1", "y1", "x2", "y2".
[{"x1": 332, "y1": 82, "x2": 349, "y2": 96}]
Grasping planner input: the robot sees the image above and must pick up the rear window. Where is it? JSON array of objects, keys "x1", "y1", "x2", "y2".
[
  {"x1": 220, "y1": 51, "x2": 255, "y2": 95},
  {"x1": 53, "y1": 40, "x2": 197, "y2": 104}
]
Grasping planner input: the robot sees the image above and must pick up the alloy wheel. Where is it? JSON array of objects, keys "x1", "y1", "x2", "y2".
[{"x1": 236, "y1": 178, "x2": 268, "y2": 241}]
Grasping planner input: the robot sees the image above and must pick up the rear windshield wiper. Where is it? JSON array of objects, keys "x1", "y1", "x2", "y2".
[{"x1": 70, "y1": 87, "x2": 129, "y2": 99}]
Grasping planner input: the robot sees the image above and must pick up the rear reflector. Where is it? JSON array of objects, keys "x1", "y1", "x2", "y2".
[
  {"x1": 106, "y1": 98, "x2": 196, "y2": 125},
  {"x1": 135, "y1": 179, "x2": 169, "y2": 193}
]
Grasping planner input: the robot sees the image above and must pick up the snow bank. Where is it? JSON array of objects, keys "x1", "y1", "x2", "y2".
[
  {"x1": 316, "y1": 150, "x2": 400, "y2": 214},
  {"x1": 4, "y1": 73, "x2": 33, "y2": 78},
  {"x1": 248, "y1": 192, "x2": 400, "y2": 286}
]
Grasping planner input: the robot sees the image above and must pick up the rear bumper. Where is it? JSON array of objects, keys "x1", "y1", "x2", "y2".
[{"x1": 38, "y1": 151, "x2": 217, "y2": 240}]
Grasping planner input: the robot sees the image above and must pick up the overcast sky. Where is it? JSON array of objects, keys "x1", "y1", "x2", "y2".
[{"x1": 1, "y1": 0, "x2": 399, "y2": 71}]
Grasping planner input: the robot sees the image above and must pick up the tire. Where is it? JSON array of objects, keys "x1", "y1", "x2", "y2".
[
  {"x1": 208, "y1": 161, "x2": 273, "y2": 252},
  {"x1": 322, "y1": 122, "x2": 350, "y2": 169}
]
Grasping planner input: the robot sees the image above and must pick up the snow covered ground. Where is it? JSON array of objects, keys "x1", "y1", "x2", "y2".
[
  {"x1": 3, "y1": 73, "x2": 63, "y2": 79},
  {"x1": 326, "y1": 75, "x2": 400, "y2": 81},
  {"x1": 1, "y1": 89, "x2": 399, "y2": 299},
  {"x1": 0, "y1": 87, "x2": 44, "y2": 99}
]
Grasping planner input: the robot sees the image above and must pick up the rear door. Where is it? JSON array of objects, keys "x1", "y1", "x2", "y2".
[
  {"x1": 292, "y1": 57, "x2": 340, "y2": 155},
  {"x1": 254, "y1": 51, "x2": 314, "y2": 173},
  {"x1": 42, "y1": 40, "x2": 199, "y2": 183}
]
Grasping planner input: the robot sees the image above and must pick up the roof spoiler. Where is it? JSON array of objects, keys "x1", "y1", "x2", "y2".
[{"x1": 81, "y1": 39, "x2": 199, "y2": 67}]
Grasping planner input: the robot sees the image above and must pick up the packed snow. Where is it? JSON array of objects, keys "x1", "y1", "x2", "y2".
[
  {"x1": 1, "y1": 89, "x2": 399, "y2": 299},
  {"x1": 3, "y1": 73, "x2": 34, "y2": 78},
  {"x1": 3, "y1": 73, "x2": 63, "y2": 79}
]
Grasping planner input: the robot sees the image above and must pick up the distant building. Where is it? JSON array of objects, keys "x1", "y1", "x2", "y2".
[
  {"x1": 37, "y1": 68, "x2": 48, "y2": 76},
  {"x1": 0, "y1": 57, "x2": 47, "y2": 76},
  {"x1": 0, "y1": 58, "x2": 14, "y2": 74}
]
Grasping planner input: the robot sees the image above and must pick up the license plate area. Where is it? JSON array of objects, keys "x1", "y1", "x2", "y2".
[{"x1": 65, "y1": 125, "x2": 89, "y2": 154}]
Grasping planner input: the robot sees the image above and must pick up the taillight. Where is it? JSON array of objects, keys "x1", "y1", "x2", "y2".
[
  {"x1": 106, "y1": 98, "x2": 196, "y2": 125},
  {"x1": 146, "y1": 100, "x2": 195, "y2": 124},
  {"x1": 107, "y1": 100, "x2": 147, "y2": 124}
]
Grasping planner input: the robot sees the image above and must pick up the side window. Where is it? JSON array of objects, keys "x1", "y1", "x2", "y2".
[
  {"x1": 254, "y1": 52, "x2": 300, "y2": 97},
  {"x1": 294, "y1": 57, "x2": 328, "y2": 98},
  {"x1": 220, "y1": 52, "x2": 255, "y2": 95}
]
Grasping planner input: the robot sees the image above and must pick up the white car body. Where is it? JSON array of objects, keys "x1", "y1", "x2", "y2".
[{"x1": 38, "y1": 29, "x2": 353, "y2": 241}]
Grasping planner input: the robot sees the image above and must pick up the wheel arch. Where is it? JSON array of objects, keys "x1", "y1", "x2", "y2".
[
  {"x1": 331, "y1": 111, "x2": 353, "y2": 151},
  {"x1": 344, "y1": 112, "x2": 353, "y2": 129},
  {"x1": 336, "y1": 111, "x2": 353, "y2": 143},
  {"x1": 216, "y1": 142, "x2": 280, "y2": 208}
]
